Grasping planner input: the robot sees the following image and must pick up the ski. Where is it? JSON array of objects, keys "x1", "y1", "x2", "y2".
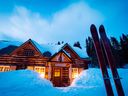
[
  {"x1": 99, "y1": 25, "x2": 125, "y2": 96},
  {"x1": 90, "y1": 24, "x2": 114, "y2": 96}
]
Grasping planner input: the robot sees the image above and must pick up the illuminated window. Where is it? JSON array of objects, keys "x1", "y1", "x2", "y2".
[
  {"x1": 27, "y1": 66, "x2": 34, "y2": 70},
  {"x1": 0, "y1": 66, "x2": 10, "y2": 72},
  {"x1": 0, "y1": 67, "x2": 3, "y2": 71},
  {"x1": 72, "y1": 68, "x2": 78, "y2": 78},
  {"x1": 23, "y1": 49, "x2": 34, "y2": 56},
  {"x1": 4, "y1": 67, "x2": 10, "y2": 71},
  {"x1": 54, "y1": 68, "x2": 60, "y2": 77},
  {"x1": 34, "y1": 66, "x2": 45, "y2": 78}
]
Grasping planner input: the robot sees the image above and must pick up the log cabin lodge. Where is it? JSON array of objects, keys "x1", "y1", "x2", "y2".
[{"x1": 0, "y1": 39, "x2": 89, "y2": 87}]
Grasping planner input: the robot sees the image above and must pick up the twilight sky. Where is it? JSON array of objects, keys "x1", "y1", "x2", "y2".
[{"x1": 0, "y1": 0, "x2": 128, "y2": 45}]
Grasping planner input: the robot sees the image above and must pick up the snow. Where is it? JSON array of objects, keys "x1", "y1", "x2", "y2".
[
  {"x1": 32, "y1": 39, "x2": 64, "y2": 55},
  {"x1": 69, "y1": 68, "x2": 128, "y2": 96},
  {"x1": 63, "y1": 49, "x2": 71, "y2": 57},
  {"x1": 0, "y1": 40, "x2": 22, "y2": 49},
  {"x1": 0, "y1": 68, "x2": 127, "y2": 96},
  {"x1": 66, "y1": 43, "x2": 88, "y2": 58},
  {"x1": 41, "y1": 44, "x2": 64, "y2": 55},
  {"x1": 71, "y1": 68, "x2": 104, "y2": 87},
  {"x1": 71, "y1": 45, "x2": 87, "y2": 58},
  {"x1": 0, "y1": 40, "x2": 87, "y2": 58},
  {"x1": 0, "y1": 70, "x2": 59, "y2": 96},
  {"x1": 32, "y1": 39, "x2": 87, "y2": 57}
]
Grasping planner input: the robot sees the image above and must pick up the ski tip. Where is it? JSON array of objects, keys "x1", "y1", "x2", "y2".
[
  {"x1": 90, "y1": 24, "x2": 97, "y2": 32},
  {"x1": 99, "y1": 25, "x2": 105, "y2": 33},
  {"x1": 90, "y1": 24, "x2": 96, "y2": 29}
]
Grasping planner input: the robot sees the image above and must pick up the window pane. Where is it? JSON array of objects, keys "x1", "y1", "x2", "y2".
[
  {"x1": 54, "y1": 68, "x2": 60, "y2": 77},
  {"x1": 34, "y1": 67, "x2": 45, "y2": 74},
  {"x1": 0, "y1": 66, "x2": 10, "y2": 72},
  {"x1": 27, "y1": 66, "x2": 34, "y2": 70},
  {"x1": 0, "y1": 67, "x2": 3, "y2": 72},
  {"x1": 72, "y1": 68, "x2": 78, "y2": 78},
  {"x1": 4, "y1": 67, "x2": 10, "y2": 71}
]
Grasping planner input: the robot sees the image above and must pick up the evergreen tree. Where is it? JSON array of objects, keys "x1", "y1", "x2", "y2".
[
  {"x1": 110, "y1": 37, "x2": 121, "y2": 50},
  {"x1": 86, "y1": 34, "x2": 128, "y2": 68},
  {"x1": 120, "y1": 34, "x2": 128, "y2": 65},
  {"x1": 110, "y1": 37, "x2": 122, "y2": 67},
  {"x1": 86, "y1": 37, "x2": 99, "y2": 67}
]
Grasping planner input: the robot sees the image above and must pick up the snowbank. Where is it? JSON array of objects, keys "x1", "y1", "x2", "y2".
[
  {"x1": 70, "y1": 68, "x2": 128, "y2": 96},
  {"x1": 0, "y1": 69, "x2": 127, "y2": 96},
  {"x1": 0, "y1": 70, "x2": 59, "y2": 96},
  {"x1": 71, "y1": 68, "x2": 104, "y2": 87}
]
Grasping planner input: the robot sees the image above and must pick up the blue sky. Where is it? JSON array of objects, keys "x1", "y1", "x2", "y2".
[{"x1": 0, "y1": 0, "x2": 128, "y2": 45}]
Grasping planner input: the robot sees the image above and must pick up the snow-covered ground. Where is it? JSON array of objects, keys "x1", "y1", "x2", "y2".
[
  {"x1": 0, "y1": 69, "x2": 127, "y2": 96},
  {"x1": 59, "y1": 69, "x2": 128, "y2": 96},
  {"x1": 0, "y1": 70, "x2": 60, "y2": 96}
]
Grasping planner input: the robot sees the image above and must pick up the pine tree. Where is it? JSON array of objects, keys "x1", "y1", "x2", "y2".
[
  {"x1": 86, "y1": 37, "x2": 99, "y2": 67},
  {"x1": 110, "y1": 37, "x2": 121, "y2": 50},
  {"x1": 120, "y1": 34, "x2": 128, "y2": 65},
  {"x1": 110, "y1": 37, "x2": 122, "y2": 67},
  {"x1": 86, "y1": 34, "x2": 128, "y2": 68}
]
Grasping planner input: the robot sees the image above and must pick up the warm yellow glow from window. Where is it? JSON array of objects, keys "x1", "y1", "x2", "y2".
[
  {"x1": 54, "y1": 68, "x2": 60, "y2": 77},
  {"x1": 27, "y1": 66, "x2": 34, "y2": 70},
  {"x1": 40, "y1": 73, "x2": 45, "y2": 78},
  {"x1": 73, "y1": 73, "x2": 78, "y2": 78},
  {"x1": 34, "y1": 66, "x2": 45, "y2": 78},
  {"x1": 72, "y1": 68, "x2": 78, "y2": 78},
  {"x1": 0, "y1": 66, "x2": 10, "y2": 72},
  {"x1": 54, "y1": 71, "x2": 60, "y2": 77}
]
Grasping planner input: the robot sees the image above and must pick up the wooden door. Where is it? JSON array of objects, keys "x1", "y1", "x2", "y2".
[
  {"x1": 52, "y1": 67, "x2": 61, "y2": 87},
  {"x1": 52, "y1": 67, "x2": 70, "y2": 87},
  {"x1": 61, "y1": 67, "x2": 70, "y2": 86}
]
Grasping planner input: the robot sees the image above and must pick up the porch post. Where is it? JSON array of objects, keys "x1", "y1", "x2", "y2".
[
  {"x1": 48, "y1": 62, "x2": 51, "y2": 80},
  {"x1": 69, "y1": 64, "x2": 72, "y2": 83}
]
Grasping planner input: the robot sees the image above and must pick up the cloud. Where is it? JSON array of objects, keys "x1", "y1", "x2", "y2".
[{"x1": 0, "y1": 2, "x2": 104, "y2": 44}]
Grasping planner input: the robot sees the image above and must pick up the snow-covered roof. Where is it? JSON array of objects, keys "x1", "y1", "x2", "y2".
[
  {"x1": 0, "y1": 39, "x2": 88, "y2": 58},
  {"x1": 31, "y1": 39, "x2": 64, "y2": 55},
  {"x1": 32, "y1": 40, "x2": 87, "y2": 58},
  {"x1": 61, "y1": 43, "x2": 87, "y2": 58},
  {"x1": 62, "y1": 49, "x2": 71, "y2": 58},
  {"x1": 0, "y1": 40, "x2": 22, "y2": 49},
  {"x1": 70, "y1": 44, "x2": 87, "y2": 58}
]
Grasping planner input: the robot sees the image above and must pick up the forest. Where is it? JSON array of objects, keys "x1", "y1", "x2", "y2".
[{"x1": 86, "y1": 34, "x2": 128, "y2": 68}]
